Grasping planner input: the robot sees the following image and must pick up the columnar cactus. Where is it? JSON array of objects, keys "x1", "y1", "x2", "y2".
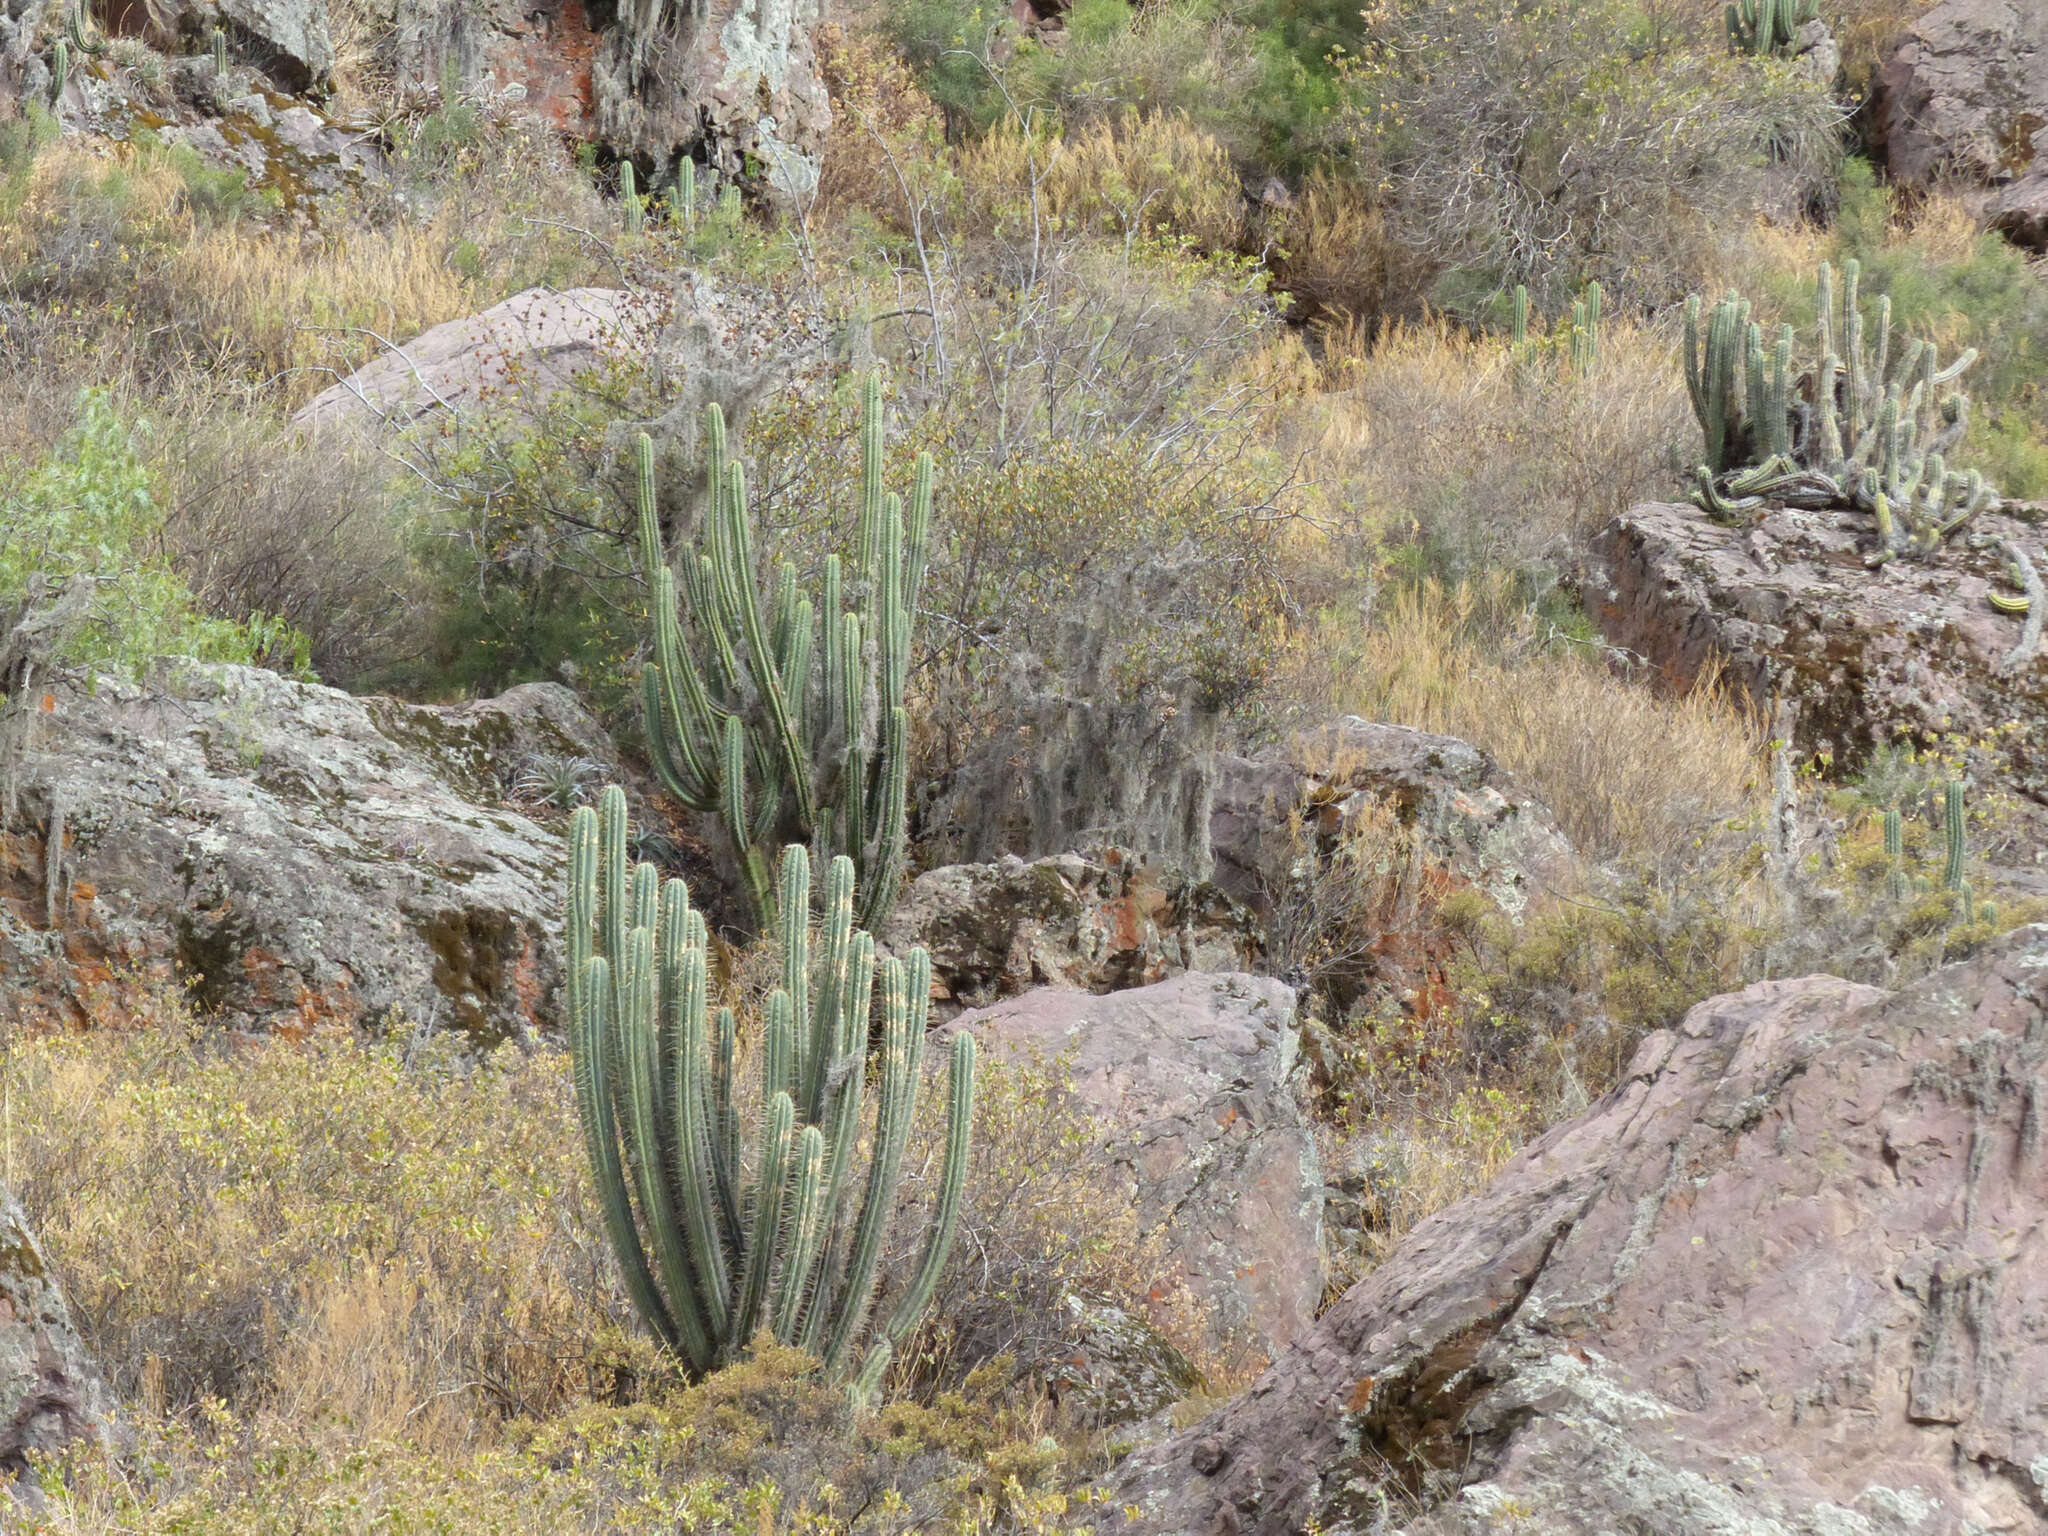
[
  {"x1": 637, "y1": 374, "x2": 931, "y2": 933},
  {"x1": 565, "y1": 787, "x2": 976, "y2": 1388},
  {"x1": 1570, "y1": 281, "x2": 1601, "y2": 376},
  {"x1": 1883, "y1": 807, "x2": 1904, "y2": 901},
  {"x1": 1686, "y1": 260, "x2": 1997, "y2": 561},
  {"x1": 620, "y1": 161, "x2": 643, "y2": 235},
  {"x1": 1510, "y1": 284, "x2": 1529, "y2": 349},
  {"x1": 1942, "y1": 780, "x2": 1966, "y2": 893},
  {"x1": 50, "y1": 38, "x2": 68, "y2": 103},
  {"x1": 673, "y1": 159, "x2": 696, "y2": 226},
  {"x1": 1726, "y1": 0, "x2": 1816, "y2": 54},
  {"x1": 211, "y1": 26, "x2": 228, "y2": 75},
  {"x1": 66, "y1": 1, "x2": 105, "y2": 55}
]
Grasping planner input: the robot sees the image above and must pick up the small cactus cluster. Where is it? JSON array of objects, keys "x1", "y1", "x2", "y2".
[
  {"x1": 566, "y1": 786, "x2": 975, "y2": 1394},
  {"x1": 668, "y1": 159, "x2": 697, "y2": 227},
  {"x1": 619, "y1": 160, "x2": 644, "y2": 235},
  {"x1": 638, "y1": 375, "x2": 928, "y2": 934},
  {"x1": 1504, "y1": 280, "x2": 1599, "y2": 374},
  {"x1": 1885, "y1": 782, "x2": 1995, "y2": 928},
  {"x1": 1726, "y1": 0, "x2": 1817, "y2": 54},
  {"x1": 1686, "y1": 260, "x2": 1998, "y2": 571}
]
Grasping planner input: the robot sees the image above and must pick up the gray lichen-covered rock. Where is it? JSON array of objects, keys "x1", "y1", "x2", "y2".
[
  {"x1": 1098, "y1": 928, "x2": 2048, "y2": 1535},
  {"x1": 1042, "y1": 1295, "x2": 1203, "y2": 1427},
  {"x1": 0, "y1": 1184, "x2": 107, "y2": 1484},
  {"x1": 1209, "y1": 718, "x2": 1577, "y2": 924},
  {"x1": 944, "y1": 974, "x2": 1321, "y2": 1360},
  {"x1": 1879, "y1": 0, "x2": 2048, "y2": 250},
  {"x1": 1592, "y1": 500, "x2": 2048, "y2": 816},
  {"x1": 880, "y1": 849, "x2": 1262, "y2": 1020},
  {"x1": 0, "y1": 665, "x2": 622, "y2": 1039}
]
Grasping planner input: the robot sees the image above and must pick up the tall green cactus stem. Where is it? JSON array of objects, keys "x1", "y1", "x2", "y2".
[
  {"x1": 211, "y1": 26, "x2": 227, "y2": 74},
  {"x1": 66, "y1": 1, "x2": 104, "y2": 55},
  {"x1": 637, "y1": 375, "x2": 931, "y2": 933},
  {"x1": 620, "y1": 160, "x2": 643, "y2": 235},
  {"x1": 1883, "y1": 808, "x2": 1904, "y2": 901},
  {"x1": 674, "y1": 158, "x2": 696, "y2": 226},
  {"x1": 1942, "y1": 781, "x2": 1966, "y2": 892},
  {"x1": 50, "y1": 38, "x2": 68, "y2": 103},
  {"x1": 1510, "y1": 285, "x2": 1528, "y2": 348},
  {"x1": 564, "y1": 791, "x2": 974, "y2": 1385}
]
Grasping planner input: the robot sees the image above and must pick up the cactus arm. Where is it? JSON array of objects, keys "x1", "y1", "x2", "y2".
[
  {"x1": 1996, "y1": 541, "x2": 2043, "y2": 675},
  {"x1": 1943, "y1": 782, "x2": 1966, "y2": 892},
  {"x1": 670, "y1": 931, "x2": 733, "y2": 1333},
  {"x1": 880, "y1": 1032, "x2": 976, "y2": 1349},
  {"x1": 711, "y1": 1004, "x2": 742, "y2": 1237},
  {"x1": 721, "y1": 461, "x2": 816, "y2": 851},
  {"x1": 849, "y1": 1337, "x2": 893, "y2": 1413},
  {"x1": 773, "y1": 1125, "x2": 830, "y2": 1341},
  {"x1": 823, "y1": 956, "x2": 920, "y2": 1373},
  {"x1": 857, "y1": 373, "x2": 885, "y2": 583},
  {"x1": 1883, "y1": 808, "x2": 1905, "y2": 900},
  {"x1": 729, "y1": 1091, "x2": 797, "y2": 1349},
  {"x1": 905, "y1": 452, "x2": 934, "y2": 625},
  {"x1": 855, "y1": 705, "x2": 910, "y2": 932}
]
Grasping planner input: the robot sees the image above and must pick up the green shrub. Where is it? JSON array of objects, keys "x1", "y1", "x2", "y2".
[{"x1": 0, "y1": 390, "x2": 305, "y2": 681}]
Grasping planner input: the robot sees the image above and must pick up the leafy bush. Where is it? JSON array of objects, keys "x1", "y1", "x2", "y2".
[{"x1": 0, "y1": 390, "x2": 304, "y2": 680}]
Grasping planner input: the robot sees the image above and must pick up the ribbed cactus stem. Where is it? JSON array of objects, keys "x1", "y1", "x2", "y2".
[
  {"x1": 1883, "y1": 807, "x2": 1904, "y2": 901},
  {"x1": 635, "y1": 374, "x2": 921, "y2": 934},
  {"x1": 1943, "y1": 781, "x2": 1966, "y2": 892},
  {"x1": 1510, "y1": 284, "x2": 1528, "y2": 348},
  {"x1": 211, "y1": 26, "x2": 228, "y2": 74},
  {"x1": 561, "y1": 807, "x2": 970, "y2": 1384},
  {"x1": 621, "y1": 160, "x2": 643, "y2": 234},
  {"x1": 51, "y1": 38, "x2": 68, "y2": 102}
]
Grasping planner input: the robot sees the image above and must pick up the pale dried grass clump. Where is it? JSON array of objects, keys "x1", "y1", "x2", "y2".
[
  {"x1": 1308, "y1": 314, "x2": 1695, "y2": 567},
  {"x1": 1288, "y1": 577, "x2": 1764, "y2": 868}
]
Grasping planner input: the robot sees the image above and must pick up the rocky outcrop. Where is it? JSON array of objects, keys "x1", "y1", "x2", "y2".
[
  {"x1": 295, "y1": 287, "x2": 666, "y2": 434},
  {"x1": 1100, "y1": 927, "x2": 2048, "y2": 1535},
  {"x1": 879, "y1": 849, "x2": 1261, "y2": 1020},
  {"x1": 0, "y1": 665, "x2": 622, "y2": 1039},
  {"x1": 1210, "y1": 719, "x2": 1576, "y2": 925},
  {"x1": 945, "y1": 974, "x2": 1321, "y2": 1359},
  {"x1": 1594, "y1": 500, "x2": 2048, "y2": 804},
  {"x1": 1879, "y1": 0, "x2": 2048, "y2": 250},
  {"x1": 0, "y1": 1184, "x2": 108, "y2": 1485}
]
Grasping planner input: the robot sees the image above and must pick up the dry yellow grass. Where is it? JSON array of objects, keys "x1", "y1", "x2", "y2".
[{"x1": 1285, "y1": 576, "x2": 1764, "y2": 866}]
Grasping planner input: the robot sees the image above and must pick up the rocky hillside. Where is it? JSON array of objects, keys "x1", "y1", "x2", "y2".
[{"x1": 2, "y1": 0, "x2": 2047, "y2": 1527}]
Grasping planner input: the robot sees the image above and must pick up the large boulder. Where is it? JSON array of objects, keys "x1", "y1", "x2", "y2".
[
  {"x1": 1100, "y1": 927, "x2": 2048, "y2": 1535},
  {"x1": 0, "y1": 664, "x2": 621, "y2": 1039},
  {"x1": 880, "y1": 849, "x2": 1262, "y2": 1020},
  {"x1": 945, "y1": 974, "x2": 1322, "y2": 1360},
  {"x1": 1210, "y1": 719, "x2": 1576, "y2": 925},
  {"x1": 294, "y1": 287, "x2": 666, "y2": 435},
  {"x1": 0, "y1": 1183, "x2": 108, "y2": 1485},
  {"x1": 1879, "y1": 0, "x2": 2048, "y2": 249},
  {"x1": 1593, "y1": 500, "x2": 2048, "y2": 808}
]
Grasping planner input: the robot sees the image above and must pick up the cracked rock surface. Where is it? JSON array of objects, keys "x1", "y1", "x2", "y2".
[
  {"x1": 943, "y1": 973, "x2": 1321, "y2": 1360},
  {"x1": 0, "y1": 1182, "x2": 107, "y2": 1488},
  {"x1": 0, "y1": 664, "x2": 623, "y2": 1039},
  {"x1": 1098, "y1": 926, "x2": 2048, "y2": 1535}
]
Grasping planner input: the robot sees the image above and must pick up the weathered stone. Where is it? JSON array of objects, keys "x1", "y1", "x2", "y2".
[
  {"x1": 1210, "y1": 719, "x2": 1577, "y2": 925},
  {"x1": 0, "y1": 665, "x2": 623, "y2": 1039},
  {"x1": 880, "y1": 849, "x2": 1261, "y2": 1020},
  {"x1": 1879, "y1": 0, "x2": 2047, "y2": 202},
  {"x1": 294, "y1": 287, "x2": 666, "y2": 435},
  {"x1": 1041, "y1": 1295, "x2": 1203, "y2": 1427},
  {"x1": 0, "y1": 1184, "x2": 107, "y2": 1485},
  {"x1": 213, "y1": 0, "x2": 333, "y2": 89},
  {"x1": 944, "y1": 974, "x2": 1321, "y2": 1359},
  {"x1": 1592, "y1": 500, "x2": 2048, "y2": 818},
  {"x1": 1099, "y1": 927, "x2": 2048, "y2": 1535}
]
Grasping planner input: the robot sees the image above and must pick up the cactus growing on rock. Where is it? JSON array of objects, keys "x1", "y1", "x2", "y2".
[
  {"x1": 637, "y1": 375, "x2": 929, "y2": 934},
  {"x1": 565, "y1": 787, "x2": 975, "y2": 1388},
  {"x1": 1686, "y1": 260, "x2": 1998, "y2": 563}
]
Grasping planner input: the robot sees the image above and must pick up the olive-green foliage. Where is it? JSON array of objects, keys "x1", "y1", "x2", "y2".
[
  {"x1": 0, "y1": 389, "x2": 306, "y2": 683},
  {"x1": 638, "y1": 378, "x2": 927, "y2": 932},
  {"x1": 1685, "y1": 259, "x2": 1995, "y2": 557},
  {"x1": 565, "y1": 788, "x2": 976, "y2": 1389}
]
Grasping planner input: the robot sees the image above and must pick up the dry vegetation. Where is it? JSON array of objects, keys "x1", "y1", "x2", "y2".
[{"x1": 5, "y1": 0, "x2": 2048, "y2": 1523}]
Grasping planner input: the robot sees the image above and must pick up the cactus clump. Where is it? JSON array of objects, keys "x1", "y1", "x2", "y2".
[
  {"x1": 619, "y1": 160, "x2": 643, "y2": 235},
  {"x1": 1685, "y1": 260, "x2": 1998, "y2": 565},
  {"x1": 1570, "y1": 281, "x2": 1601, "y2": 376},
  {"x1": 638, "y1": 375, "x2": 929, "y2": 934},
  {"x1": 211, "y1": 25, "x2": 227, "y2": 75},
  {"x1": 1726, "y1": 0, "x2": 1817, "y2": 54},
  {"x1": 565, "y1": 787, "x2": 975, "y2": 1391}
]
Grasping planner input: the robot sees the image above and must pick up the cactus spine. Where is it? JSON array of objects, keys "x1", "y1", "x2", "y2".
[
  {"x1": 565, "y1": 788, "x2": 976, "y2": 1387},
  {"x1": 638, "y1": 375, "x2": 930, "y2": 934},
  {"x1": 1942, "y1": 780, "x2": 1966, "y2": 893},
  {"x1": 1883, "y1": 807, "x2": 1904, "y2": 901}
]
